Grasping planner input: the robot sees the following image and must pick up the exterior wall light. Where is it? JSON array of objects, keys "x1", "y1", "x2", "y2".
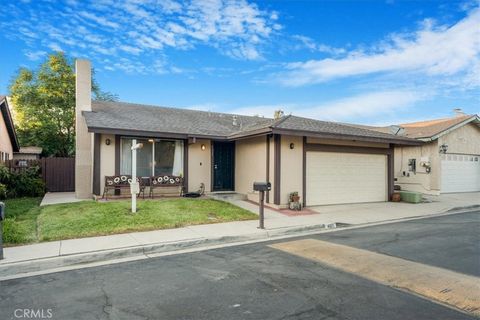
[
  {"x1": 201, "y1": 144, "x2": 206, "y2": 151},
  {"x1": 290, "y1": 143, "x2": 295, "y2": 149},
  {"x1": 105, "y1": 138, "x2": 111, "y2": 145},
  {"x1": 439, "y1": 143, "x2": 448, "y2": 154}
]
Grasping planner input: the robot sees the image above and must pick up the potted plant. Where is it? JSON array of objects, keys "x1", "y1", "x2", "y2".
[
  {"x1": 289, "y1": 191, "x2": 300, "y2": 203},
  {"x1": 289, "y1": 192, "x2": 302, "y2": 210}
]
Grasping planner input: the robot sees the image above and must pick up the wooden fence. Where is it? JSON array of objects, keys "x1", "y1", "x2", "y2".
[{"x1": 3, "y1": 158, "x2": 75, "y2": 192}]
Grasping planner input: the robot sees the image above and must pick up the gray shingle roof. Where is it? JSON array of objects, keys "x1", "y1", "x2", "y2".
[
  {"x1": 273, "y1": 115, "x2": 418, "y2": 143},
  {"x1": 86, "y1": 100, "x2": 270, "y2": 138},
  {"x1": 84, "y1": 100, "x2": 420, "y2": 144}
]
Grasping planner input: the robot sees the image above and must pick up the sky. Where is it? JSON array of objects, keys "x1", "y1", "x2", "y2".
[{"x1": 0, "y1": 0, "x2": 479, "y2": 126}]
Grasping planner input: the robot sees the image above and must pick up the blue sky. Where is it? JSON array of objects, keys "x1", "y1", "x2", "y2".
[{"x1": 0, "y1": 0, "x2": 479, "y2": 125}]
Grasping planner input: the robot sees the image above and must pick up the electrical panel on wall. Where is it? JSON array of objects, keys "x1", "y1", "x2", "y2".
[{"x1": 408, "y1": 159, "x2": 416, "y2": 173}]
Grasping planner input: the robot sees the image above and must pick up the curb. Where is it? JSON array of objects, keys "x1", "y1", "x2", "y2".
[
  {"x1": 0, "y1": 223, "x2": 330, "y2": 280},
  {"x1": 446, "y1": 204, "x2": 480, "y2": 213}
]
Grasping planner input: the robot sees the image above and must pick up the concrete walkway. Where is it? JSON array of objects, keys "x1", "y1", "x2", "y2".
[
  {"x1": 40, "y1": 192, "x2": 82, "y2": 206},
  {"x1": 1, "y1": 192, "x2": 479, "y2": 279}
]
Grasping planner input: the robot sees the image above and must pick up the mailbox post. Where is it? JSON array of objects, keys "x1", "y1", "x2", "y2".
[
  {"x1": 253, "y1": 182, "x2": 271, "y2": 229},
  {"x1": 0, "y1": 202, "x2": 4, "y2": 260}
]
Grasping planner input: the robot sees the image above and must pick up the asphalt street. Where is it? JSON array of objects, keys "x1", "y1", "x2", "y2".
[{"x1": 0, "y1": 211, "x2": 478, "y2": 320}]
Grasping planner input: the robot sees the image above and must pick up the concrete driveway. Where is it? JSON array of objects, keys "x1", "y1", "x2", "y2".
[{"x1": 307, "y1": 192, "x2": 480, "y2": 224}]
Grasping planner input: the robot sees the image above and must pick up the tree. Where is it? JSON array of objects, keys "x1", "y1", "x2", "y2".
[{"x1": 9, "y1": 52, "x2": 117, "y2": 157}]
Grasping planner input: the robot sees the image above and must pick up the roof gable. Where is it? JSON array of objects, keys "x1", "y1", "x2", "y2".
[{"x1": 399, "y1": 115, "x2": 480, "y2": 140}]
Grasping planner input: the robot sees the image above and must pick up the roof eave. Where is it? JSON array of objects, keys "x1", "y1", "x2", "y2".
[
  {"x1": 0, "y1": 98, "x2": 20, "y2": 152},
  {"x1": 271, "y1": 128, "x2": 423, "y2": 146},
  {"x1": 87, "y1": 126, "x2": 228, "y2": 140},
  {"x1": 227, "y1": 127, "x2": 273, "y2": 140}
]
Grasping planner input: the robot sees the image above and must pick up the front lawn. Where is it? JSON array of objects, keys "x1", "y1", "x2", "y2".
[
  {"x1": 2, "y1": 198, "x2": 42, "y2": 245},
  {"x1": 2, "y1": 198, "x2": 257, "y2": 245}
]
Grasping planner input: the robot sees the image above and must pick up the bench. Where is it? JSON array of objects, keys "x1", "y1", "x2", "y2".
[
  {"x1": 103, "y1": 175, "x2": 146, "y2": 200},
  {"x1": 149, "y1": 175, "x2": 184, "y2": 198}
]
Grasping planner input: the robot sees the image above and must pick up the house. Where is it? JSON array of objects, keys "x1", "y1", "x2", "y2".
[
  {"x1": 0, "y1": 96, "x2": 20, "y2": 161},
  {"x1": 75, "y1": 59, "x2": 421, "y2": 207},
  {"x1": 13, "y1": 146, "x2": 43, "y2": 160},
  {"x1": 388, "y1": 114, "x2": 480, "y2": 195}
]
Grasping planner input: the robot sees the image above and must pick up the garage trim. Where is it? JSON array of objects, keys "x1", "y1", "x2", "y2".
[{"x1": 303, "y1": 143, "x2": 394, "y2": 207}]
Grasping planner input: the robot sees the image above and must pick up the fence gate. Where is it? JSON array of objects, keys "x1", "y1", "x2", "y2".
[{"x1": 42, "y1": 158, "x2": 75, "y2": 192}]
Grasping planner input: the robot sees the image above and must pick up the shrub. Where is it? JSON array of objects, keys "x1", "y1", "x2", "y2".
[
  {"x1": 0, "y1": 165, "x2": 45, "y2": 198},
  {"x1": 0, "y1": 183, "x2": 6, "y2": 200}
]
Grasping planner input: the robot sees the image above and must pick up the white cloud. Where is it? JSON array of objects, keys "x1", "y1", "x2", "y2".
[
  {"x1": 225, "y1": 90, "x2": 424, "y2": 122},
  {"x1": 78, "y1": 11, "x2": 120, "y2": 29},
  {"x1": 47, "y1": 43, "x2": 62, "y2": 52},
  {"x1": 279, "y1": 8, "x2": 480, "y2": 86},
  {"x1": 292, "y1": 35, "x2": 346, "y2": 55},
  {"x1": 1, "y1": 0, "x2": 280, "y2": 75},
  {"x1": 295, "y1": 90, "x2": 424, "y2": 121},
  {"x1": 24, "y1": 50, "x2": 46, "y2": 61}
]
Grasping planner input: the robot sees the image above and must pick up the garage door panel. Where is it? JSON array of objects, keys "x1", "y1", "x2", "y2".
[
  {"x1": 306, "y1": 152, "x2": 387, "y2": 206},
  {"x1": 441, "y1": 154, "x2": 480, "y2": 193}
]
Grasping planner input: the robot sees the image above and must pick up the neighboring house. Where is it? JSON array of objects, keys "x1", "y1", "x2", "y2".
[
  {"x1": 0, "y1": 96, "x2": 20, "y2": 161},
  {"x1": 395, "y1": 115, "x2": 480, "y2": 195},
  {"x1": 368, "y1": 114, "x2": 480, "y2": 195},
  {"x1": 13, "y1": 146, "x2": 43, "y2": 160},
  {"x1": 75, "y1": 60, "x2": 420, "y2": 207}
]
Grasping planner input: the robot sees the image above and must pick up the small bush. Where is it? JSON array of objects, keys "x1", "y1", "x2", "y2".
[
  {"x1": 0, "y1": 165, "x2": 45, "y2": 198},
  {"x1": 0, "y1": 183, "x2": 6, "y2": 200}
]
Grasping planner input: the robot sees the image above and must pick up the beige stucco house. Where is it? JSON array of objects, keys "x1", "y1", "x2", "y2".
[
  {"x1": 0, "y1": 96, "x2": 19, "y2": 161},
  {"x1": 75, "y1": 60, "x2": 421, "y2": 207},
  {"x1": 390, "y1": 115, "x2": 480, "y2": 195}
]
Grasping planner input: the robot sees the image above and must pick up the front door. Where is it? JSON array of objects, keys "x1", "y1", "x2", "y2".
[{"x1": 213, "y1": 141, "x2": 235, "y2": 191}]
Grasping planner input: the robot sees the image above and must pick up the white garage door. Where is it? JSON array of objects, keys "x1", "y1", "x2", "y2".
[
  {"x1": 306, "y1": 152, "x2": 387, "y2": 206},
  {"x1": 441, "y1": 154, "x2": 480, "y2": 193}
]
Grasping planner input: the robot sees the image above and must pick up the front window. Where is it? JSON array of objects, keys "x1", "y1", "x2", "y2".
[{"x1": 120, "y1": 138, "x2": 184, "y2": 177}]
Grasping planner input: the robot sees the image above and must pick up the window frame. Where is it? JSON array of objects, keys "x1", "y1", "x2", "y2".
[{"x1": 119, "y1": 137, "x2": 184, "y2": 177}]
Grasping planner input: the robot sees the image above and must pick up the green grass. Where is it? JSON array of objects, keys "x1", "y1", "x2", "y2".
[
  {"x1": 2, "y1": 198, "x2": 42, "y2": 245},
  {"x1": 3, "y1": 198, "x2": 256, "y2": 245}
]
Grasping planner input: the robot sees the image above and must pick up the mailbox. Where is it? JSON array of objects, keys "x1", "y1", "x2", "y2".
[
  {"x1": 253, "y1": 182, "x2": 271, "y2": 192},
  {"x1": 252, "y1": 182, "x2": 270, "y2": 229}
]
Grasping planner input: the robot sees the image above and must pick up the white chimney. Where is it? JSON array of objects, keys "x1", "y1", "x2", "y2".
[
  {"x1": 75, "y1": 59, "x2": 93, "y2": 199},
  {"x1": 232, "y1": 115, "x2": 238, "y2": 126}
]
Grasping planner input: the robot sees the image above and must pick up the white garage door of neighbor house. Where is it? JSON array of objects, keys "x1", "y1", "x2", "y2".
[
  {"x1": 306, "y1": 152, "x2": 387, "y2": 206},
  {"x1": 441, "y1": 154, "x2": 480, "y2": 193}
]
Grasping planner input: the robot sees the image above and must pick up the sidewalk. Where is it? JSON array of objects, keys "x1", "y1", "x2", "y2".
[{"x1": 1, "y1": 192, "x2": 479, "y2": 279}]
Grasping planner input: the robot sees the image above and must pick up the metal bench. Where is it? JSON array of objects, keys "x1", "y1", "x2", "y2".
[
  {"x1": 103, "y1": 175, "x2": 146, "y2": 199},
  {"x1": 149, "y1": 175, "x2": 184, "y2": 198}
]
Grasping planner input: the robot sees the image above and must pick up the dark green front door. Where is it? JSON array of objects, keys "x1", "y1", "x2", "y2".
[{"x1": 213, "y1": 141, "x2": 235, "y2": 191}]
